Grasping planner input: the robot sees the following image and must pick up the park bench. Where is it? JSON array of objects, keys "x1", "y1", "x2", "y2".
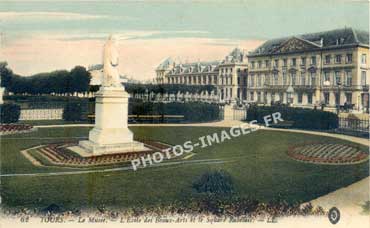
[
  {"x1": 88, "y1": 114, "x2": 185, "y2": 123},
  {"x1": 269, "y1": 120, "x2": 294, "y2": 128}
]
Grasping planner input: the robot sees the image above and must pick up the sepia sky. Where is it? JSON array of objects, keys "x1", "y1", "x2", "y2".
[{"x1": 0, "y1": 0, "x2": 369, "y2": 81}]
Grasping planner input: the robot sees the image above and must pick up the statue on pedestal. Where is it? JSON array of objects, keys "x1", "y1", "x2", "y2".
[
  {"x1": 72, "y1": 34, "x2": 147, "y2": 156},
  {"x1": 102, "y1": 35, "x2": 122, "y2": 88}
]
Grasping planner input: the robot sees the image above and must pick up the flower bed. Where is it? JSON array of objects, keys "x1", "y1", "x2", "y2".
[
  {"x1": 0, "y1": 124, "x2": 35, "y2": 135},
  {"x1": 26, "y1": 140, "x2": 172, "y2": 167},
  {"x1": 287, "y1": 143, "x2": 368, "y2": 165}
]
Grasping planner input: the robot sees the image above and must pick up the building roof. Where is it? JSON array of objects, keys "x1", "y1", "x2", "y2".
[
  {"x1": 157, "y1": 48, "x2": 247, "y2": 75},
  {"x1": 170, "y1": 60, "x2": 220, "y2": 74},
  {"x1": 222, "y1": 48, "x2": 246, "y2": 63},
  {"x1": 249, "y1": 28, "x2": 369, "y2": 56},
  {"x1": 156, "y1": 57, "x2": 174, "y2": 71},
  {"x1": 88, "y1": 64, "x2": 103, "y2": 71}
]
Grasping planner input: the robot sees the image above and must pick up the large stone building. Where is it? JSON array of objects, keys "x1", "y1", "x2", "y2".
[
  {"x1": 156, "y1": 48, "x2": 248, "y2": 102},
  {"x1": 247, "y1": 28, "x2": 369, "y2": 112},
  {"x1": 88, "y1": 64, "x2": 128, "y2": 85}
]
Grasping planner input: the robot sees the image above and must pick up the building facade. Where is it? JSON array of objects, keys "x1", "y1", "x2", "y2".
[
  {"x1": 156, "y1": 48, "x2": 248, "y2": 102},
  {"x1": 247, "y1": 28, "x2": 369, "y2": 112},
  {"x1": 88, "y1": 64, "x2": 128, "y2": 85}
]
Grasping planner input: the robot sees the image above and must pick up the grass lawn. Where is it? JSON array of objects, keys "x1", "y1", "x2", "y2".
[{"x1": 0, "y1": 126, "x2": 368, "y2": 210}]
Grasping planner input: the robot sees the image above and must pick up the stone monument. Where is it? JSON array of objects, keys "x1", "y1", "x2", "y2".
[{"x1": 76, "y1": 35, "x2": 147, "y2": 156}]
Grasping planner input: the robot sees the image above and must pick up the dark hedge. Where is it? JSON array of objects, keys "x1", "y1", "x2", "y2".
[
  {"x1": 0, "y1": 103, "x2": 21, "y2": 123},
  {"x1": 246, "y1": 105, "x2": 338, "y2": 130},
  {"x1": 62, "y1": 103, "x2": 84, "y2": 121},
  {"x1": 129, "y1": 101, "x2": 221, "y2": 122}
]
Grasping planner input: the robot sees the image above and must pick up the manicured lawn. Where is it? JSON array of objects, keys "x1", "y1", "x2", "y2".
[{"x1": 0, "y1": 126, "x2": 368, "y2": 210}]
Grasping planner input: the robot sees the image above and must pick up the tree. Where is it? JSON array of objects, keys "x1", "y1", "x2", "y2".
[
  {"x1": 4, "y1": 66, "x2": 91, "y2": 95},
  {"x1": 70, "y1": 66, "x2": 91, "y2": 93},
  {"x1": 0, "y1": 62, "x2": 13, "y2": 88}
]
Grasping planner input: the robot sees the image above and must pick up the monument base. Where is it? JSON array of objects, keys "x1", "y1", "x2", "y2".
[
  {"x1": 69, "y1": 140, "x2": 149, "y2": 157},
  {"x1": 72, "y1": 85, "x2": 149, "y2": 157}
]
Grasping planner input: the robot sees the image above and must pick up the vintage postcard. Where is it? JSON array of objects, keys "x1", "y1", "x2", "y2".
[{"x1": 0, "y1": 0, "x2": 369, "y2": 227}]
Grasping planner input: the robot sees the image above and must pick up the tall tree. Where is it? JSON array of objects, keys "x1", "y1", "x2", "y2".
[
  {"x1": 0, "y1": 62, "x2": 13, "y2": 88},
  {"x1": 70, "y1": 66, "x2": 91, "y2": 93}
]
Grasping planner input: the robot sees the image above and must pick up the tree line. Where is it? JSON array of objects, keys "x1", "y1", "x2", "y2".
[
  {"x1": 1, "y1": 62, "x2": 216, "y2": 96},
  {"x1": 0, "y1": 62, "x2": 91, "y2": 95},
  {"x1": 122, "y1": 83, "x2": 217, "y2": 95}
]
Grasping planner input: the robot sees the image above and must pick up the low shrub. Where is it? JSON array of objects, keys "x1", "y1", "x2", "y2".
[
  {"x1": 192, "y1": 170, "x2": 235, "y2": 196},
  {"x1": 0, "y1": 103, "x2": 20, "y2": 123},
  {"x1": 62, "y1": 103, "x2": 84, "y2": 121}
]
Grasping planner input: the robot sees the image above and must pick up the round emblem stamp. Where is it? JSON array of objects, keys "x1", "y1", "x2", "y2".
[{"x1": 328, "y1": 207, "x2": 340, "y2": 224}]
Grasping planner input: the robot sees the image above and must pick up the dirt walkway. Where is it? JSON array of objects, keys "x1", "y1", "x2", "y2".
[{"x1": 309, "y1": 176, "x2": 369, "y2": 215}]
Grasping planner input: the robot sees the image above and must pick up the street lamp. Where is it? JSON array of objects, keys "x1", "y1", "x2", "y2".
[
  {"x1": 321, "y1": 80, "x2": 331, "y2": 109},
  {"x1": 286, "y1": 85, "x2": 294, "y2": 106},
  {"x1": 145, "y1": 88, "x2": 149, "y2": 102},
  {"x1": 336, "y1": 82, "x2": 342, "y2": 114}
]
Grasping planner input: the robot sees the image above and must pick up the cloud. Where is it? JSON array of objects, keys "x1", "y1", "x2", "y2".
[
  {"x1": 0, "y1": 11, "x2": 113, "y2": 21},
  {"x1": 2, "y1": 35, "x2": 263, "y2": 80},
  {"x1": 16, "y1": 30, "x2": 210, "y2": 41}
]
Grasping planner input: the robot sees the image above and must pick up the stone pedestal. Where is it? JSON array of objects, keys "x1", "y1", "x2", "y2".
[{"x1": 75, "y1": 86, "x2": 147, "y2": 156}]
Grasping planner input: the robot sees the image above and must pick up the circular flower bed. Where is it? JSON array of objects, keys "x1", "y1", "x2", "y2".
[{"x1": 287, "y1": 143, "x2": 368, "y2": 164}]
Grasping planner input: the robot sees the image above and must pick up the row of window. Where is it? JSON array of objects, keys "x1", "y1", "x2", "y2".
[
  {"x1": 168, "y1": 74, "x2": 250, "y2": 86},
  {"x1": 249, "y1": 91, "x2": 353, "y2": 105},
  {"x1": 324, "y1": 54, "x2": 353, "y2": 64},
  {"x1": 249, "y1": 92, "x2": 314, "y2": 104},
  {"x1": 220, "y1": 87, "x2": 233, "y2": 100},
  {"x1": 167, "y1": 66, "x2": 246, "y2": 76},
  {"x1": 323, "y1": 92, "x2": 353, "y2": 105},
  {"x1": 168, "y1": 75, "x2": 217, "y2": 85},
  {"x1": 250, "y1": 56, "x2": 317, "y2": 69},
  {"x1": 248, "y1": 72, "x2": 318, "y2": 87},
  {"x1": 248, "y1": 70, "x2": 367, "y2": 87},
  {"x1": 220, "y1": 67, "x2": 234, "y2": 74},
  {"x1": 250, "y1": 53, "x2": 368, "y2": 69}
]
